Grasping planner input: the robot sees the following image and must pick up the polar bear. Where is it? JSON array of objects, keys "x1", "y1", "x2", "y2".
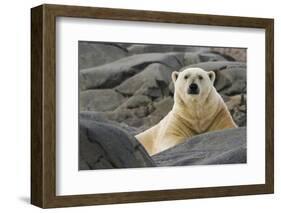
[{"x1": 135, "y1": 67, "x2": 237, "y2": 155}]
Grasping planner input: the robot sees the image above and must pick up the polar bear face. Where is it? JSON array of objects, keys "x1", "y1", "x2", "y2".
[{"x1": 172, "y1": 68, "x2": 215, "y2": 103}]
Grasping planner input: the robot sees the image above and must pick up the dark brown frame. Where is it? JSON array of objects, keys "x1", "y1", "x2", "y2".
[{"x1": 31, "y1": 4, "x2": 274, "y2": 208}]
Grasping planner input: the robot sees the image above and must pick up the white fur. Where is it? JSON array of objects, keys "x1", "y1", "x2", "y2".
[{"x1": 136, "y1": 68, "x2": 237, "y2": 155}]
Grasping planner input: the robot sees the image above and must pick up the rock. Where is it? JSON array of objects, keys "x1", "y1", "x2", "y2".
[
  {"x1": 133, "y1": 106, "x2": 151, "y2": 118},
  {"x1": 125, "y1": 95, "x2": 152, "y2": 109},
  {"x1": 217, "y1": 65, "x2": 246, "y2": 96},
  {"x1": 115, "y1": 95, "x2": 154, "y2": 124},
  {"x1": 152, "y1": 127, "x2": 246, "y2": 166},
  {"x1": 79, "y1": 119, "x2": 155, "y2": 170},
  {"x1": 105, "y1": 96, "x2": 155, "y2": 129},
  {"x1": 186, "y1": 61, "x2": 245, "y2": 71},
  {"x1": 127, "y1": 44, "x2": 208, "y2": 55},
  {"x1": 116, "y1": 63, "x2": 172, "y2": 97},
  {"x1": 80, "y1": 89, "x2": 126, "y2": 112},
  {"x1": 80, "y1": 111, "x2": 139, "y2": 134},
  {"x1": 80, "y1": 52, "x2": 185, "y2": 90},
  {"x1": 225, "y1": 95, "x2": 244, "y2": 111},
  {"x1": 80, "y1": 110, "x2": 107, "y2": 121},
  {"x1": 142, "y1": 97, "x2": 174, "y2": 129},
  {"x1": 79, "y1": 42, "x2": 128, "y2": 69},
  {"x1": 107, "y1": 111, "x2": 142, "y2": 129},
  {"x1": 168, "y1": 81, "x2": 175, "y2": 95},
  {"x1": 239, "y1": 104, "x2": 246, "y2": 112},
  {"x1": 151, "y1": 97, "x2": 174, "y2": 117},
  {"x1": 225, "y1": 95, "x2": 247, "y2": 127},
  {"x1": 106, "y1": 96, "x2": 173, "y2": 131},
  {"x1": 135, "y1": 84, "x2": 162, "y2": 100},
  {"x1": 232, "y1": 108, "x2": 247, "y2": 127},
  {"x1": 183, "y1": 52, "x2": 201, "y2": 66},
  {"x1": 198, "y1": 52, "x2": 228, "y2": 62},
  {"x1": 210, "y1": 47, "x2": 246, "y2": 62},
  {"x1": 117, "y1": 43, "x2": 132, "y2": 48}
]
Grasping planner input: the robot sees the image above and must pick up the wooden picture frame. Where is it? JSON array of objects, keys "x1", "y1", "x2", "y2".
[{"x1": 31, "y1": 4, "x2": 274, "y2": 208}]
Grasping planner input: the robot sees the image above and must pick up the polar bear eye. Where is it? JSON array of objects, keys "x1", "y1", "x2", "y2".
[
  {"x1": 184, "y1": 75, "x2": 189, "y2": 80},
  {"x1": 198, "y1": 75, "x2": 203, "y2": 80}
]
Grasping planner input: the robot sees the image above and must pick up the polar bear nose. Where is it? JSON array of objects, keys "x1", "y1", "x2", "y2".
[
  {"x1": 189, "y1": 83, "x2": 198, "y2": 91},
  {"x1": 188, "y1": 83, "x2": 199, "y2": 95}
]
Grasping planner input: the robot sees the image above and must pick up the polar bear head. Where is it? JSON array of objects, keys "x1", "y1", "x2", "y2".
[{"x1": 172, "y1": 67, "x2": 215, "y2": 103}]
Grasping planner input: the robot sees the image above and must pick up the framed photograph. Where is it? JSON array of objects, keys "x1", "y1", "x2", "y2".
[{"x1": 31, "y1": 4, "x2": 274, "y2": 208}]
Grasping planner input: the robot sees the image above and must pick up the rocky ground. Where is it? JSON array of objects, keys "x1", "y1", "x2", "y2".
[{"x1": 79, "y1": 42, "x2": 247, "y2": 170}]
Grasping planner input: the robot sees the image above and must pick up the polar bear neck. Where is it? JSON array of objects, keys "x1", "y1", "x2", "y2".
[{"x1": 172, "y1": 87, "x2": 223, "y2": 133}]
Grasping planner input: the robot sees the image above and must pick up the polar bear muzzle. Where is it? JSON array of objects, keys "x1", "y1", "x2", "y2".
[{"x1": 188, "y1": 83, "x2": 199, "y2": 95}]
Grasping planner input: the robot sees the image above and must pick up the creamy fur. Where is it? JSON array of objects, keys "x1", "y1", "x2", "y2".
[{"x1": 135, "y1": 68, "x2": 237, "y2": 155}]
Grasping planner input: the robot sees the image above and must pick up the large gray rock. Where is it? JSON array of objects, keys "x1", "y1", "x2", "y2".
[
  {"x1": 80, "y1": 89, "x2": 126, "y2": 112},
  {"x1": 112, "y1": 95, "x2": 155, "y2": 127},
  {"x1": 210, "y1": 47, "x2": 246, "y2": 62},
  {"x1": 185, "y1": 61, "x2": 245, "y2": 71},
  {"x1": 80, "y1": 111, "x2": 139, "y2": 134},
  {"x1": 80, "y1": 52, "x2": 185, "y2": 90},
  {"x1": 124, "y1": 95, "x2": 152, "y2": 109},
  {"x1": 142, "y1": 97, "x2": 174, "y2": 129},
  {"x1": 79, "y1": 118, "x2": 155, "y2": 170},
  {"x1": 183, "y1": 52, "x2": 201, "y2": 65},
  {"x1": 127, "y1": 44, "x2": 208, "y2": 55},
  {"x1": 104, "y1": 96, "x2": 173, "y2": 130},
  {"x1": 79, "y1": 42, "x2": 128, "y2": 69},
  {"x1": 225, "y1": 95, "x2": 247, "y2": 126},
  {"x1": 152, "y1": 127, "x2": 246, "y2": 166},
  {"x1": 198, "y1": 52, "x2": 228, "y2": 62},
  {"x1": 105, "y1": 103, "x2": 155, "y2": 129},
  {"x1": 116, "y1": 63, "x2": 172, "y2": 98}
]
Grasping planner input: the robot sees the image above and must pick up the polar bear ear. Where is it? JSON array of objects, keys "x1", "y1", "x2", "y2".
[
  {"x1": 208, "y1": 71, "x2": 216, "y2": 84},
  {"x1": 172, "y1": 71, "x2": 179, "y2": 83}
]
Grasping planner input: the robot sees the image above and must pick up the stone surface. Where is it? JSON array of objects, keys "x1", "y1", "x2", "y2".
[
  {"x1": 79, "y1": 42, "x2": 128, "y2": 69},
  {"x1": 80, "y1": 111, "x2": 139, "y2": 134},
  {"x1": 142, "y1": 97, "x2": 174, "y2": 128},
  {"x1": 152, "y1": 127, "x2": 246, "y2": 166},
  {"x1": 125, "y1": 95, "x2": 152, "y2": 109},
  {"x1": 80, "y1": 52, "x2": 186, "y2": 90},
  {"x1": 116, "y1": 63, "x2": 172, "y2": 97},
  {"x1": 210, "y1": 47, "x2": 247, "y2": 62},
  {"x1": 127, "y1": 44, "x2": 207, "y2": 54},
  {"x1": 198, "y1": 52, "x2": 228, "y2": 62},
  {"x1": 79, "y1": 118, "x2": 155, "y2": 170},
  {"x1": 80, "y1": 89, "x2": 126, "y2": 112}
]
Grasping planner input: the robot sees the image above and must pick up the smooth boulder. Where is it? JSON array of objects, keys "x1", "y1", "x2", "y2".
[
  {"x1": 79, "y1": 118, "x2": 155, "y2": 170},
  {"x1": 152, "y1": 127, "x2": 246, "y2": 166}
]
